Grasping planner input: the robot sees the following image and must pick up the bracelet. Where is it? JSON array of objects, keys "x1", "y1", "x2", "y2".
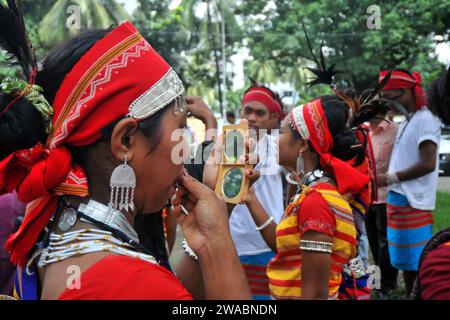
[
  {"x1": 255, "y1": 216, "x2": 274, "y2": 231},
  {"x1": 285, "y1": 173, "x2": 300, "y2": 186},
  {"x1": 387, "y1": 172, "x2": 400, "y2": 185},
  {"x1": 182, "y1": 239, "x2": 198, "y2": 260},
  {"x1": 300, "y1": 239, "x2": 333, "y2": 254}
]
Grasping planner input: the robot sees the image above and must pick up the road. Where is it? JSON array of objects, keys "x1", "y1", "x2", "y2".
[{"x1": 438, "y1": 176, "x2": 450, "y2": 193}]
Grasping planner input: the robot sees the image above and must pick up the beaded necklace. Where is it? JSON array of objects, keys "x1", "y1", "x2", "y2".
[{"x1": 37, "y1": 228, "x2": 158, "y2": 267}]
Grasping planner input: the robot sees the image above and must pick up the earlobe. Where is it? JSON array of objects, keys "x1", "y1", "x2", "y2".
[{"x1": 110, "y1": 118, "x2": 139, "y2": 162}]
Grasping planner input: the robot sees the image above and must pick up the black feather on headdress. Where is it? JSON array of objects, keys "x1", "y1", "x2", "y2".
[
  {"x1": 301, "y1": 21, "x2": 342, "y2": 88},
  {"x1": 0, "y1": 0, "x2": 36, "y2": 81}
]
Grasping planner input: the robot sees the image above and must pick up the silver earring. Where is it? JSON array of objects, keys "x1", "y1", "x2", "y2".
[
  {"x1": 109, "y1": 154, "x2": 136, "y2": 212},
  {"x1": 296, "y1": 154, "x2": 305, "y2": 176}
]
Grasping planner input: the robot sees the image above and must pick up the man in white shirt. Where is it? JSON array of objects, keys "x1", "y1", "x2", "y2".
[
  {"x1": 377, "y1": 69, "x2": 441, "y2": 298},
  {"x1": 229, "y1": 86, "x2": 285, "y2": 300}
]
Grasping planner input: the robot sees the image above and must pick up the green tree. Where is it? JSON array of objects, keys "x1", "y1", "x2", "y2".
[
  {"x1": 38, "y1": 0, "x2": 130, "y2": 48},
  {"x1": 237, "y1": 0, "x2": 449, "y2": 92},
  {"x1": 179, "y1": 0, "x2": 243, "y2": 114}
]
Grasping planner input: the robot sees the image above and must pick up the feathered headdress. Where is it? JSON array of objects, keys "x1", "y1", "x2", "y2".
[
  {"x1": 301, "y1": 22, "x2": 409, "y2": 128},
  {"x1": 0, "y1": 0, "x2": 36, "y2": 80},
  {"x1": 0, "y1": 0, "x2": 53, "y2": 132},
  {"x1": 301, "y1": 22, "x2": 342, "y2": 88}
]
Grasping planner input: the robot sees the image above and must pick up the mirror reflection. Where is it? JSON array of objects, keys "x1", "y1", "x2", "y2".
[
  {"x1": 222, "y1": 168, "x2": 244, "y2": 199},
  {"x1": 224, "y1": 130, "x2": 244, "y2": 162}
]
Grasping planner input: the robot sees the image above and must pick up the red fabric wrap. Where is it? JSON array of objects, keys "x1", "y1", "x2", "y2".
[
  {"x1": 379, "y1": 70, "x2": 426, "y2": 110},
  {"x1": 419, "y1": 242, "x2": 450, "y2": 300},
  {"x1": 1, "y1": 21, "x2": 172, "y2": 266},
  {"x1": 291, "y1": 98, "x2": 369, "y2": 195},
  {"x1": 242, "y1": 87, "x2": 283, "y2": 119}
]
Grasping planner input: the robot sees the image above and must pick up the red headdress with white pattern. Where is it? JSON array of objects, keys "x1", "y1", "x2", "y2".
[{"x1": 289, "y1": 98, "x2": 369, "y2": 195}]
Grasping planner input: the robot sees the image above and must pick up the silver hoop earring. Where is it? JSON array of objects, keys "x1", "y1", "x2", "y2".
[
  {"x1": 109, "y1": 154, "x2": 136, "y2": 212},
  {"x1": 296, "y1": 155, "x2": 305, "y2": 176}
]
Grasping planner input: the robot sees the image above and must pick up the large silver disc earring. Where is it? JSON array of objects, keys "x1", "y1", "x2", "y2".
[
  {"x1": 109, "y1": 154, "x2": 136, "y2": 212},
  {"x1": 296, "y1": 154, "x2": 305, "y2": 176}
]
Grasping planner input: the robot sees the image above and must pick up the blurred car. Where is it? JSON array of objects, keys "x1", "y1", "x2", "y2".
[{"x1": 439, "y1": 133, "x2": 450, "y2": 176}]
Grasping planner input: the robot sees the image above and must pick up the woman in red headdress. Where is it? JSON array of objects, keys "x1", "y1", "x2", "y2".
[
  {"x1": 0, "y1": 1, "x2": 252, "y2": 300},
  {"x1": 242, "y1": 95, "x2": 371, "y2": 299}
]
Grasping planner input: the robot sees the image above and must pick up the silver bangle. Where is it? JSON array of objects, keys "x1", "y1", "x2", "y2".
[
  {"x1": 182, "y1": 239, "x2": 198, "y2": 260},
  {"x1": 300, "y1": 239, "x2": 333, "y2": 254},
  {"x1": 387, "y1": 172, "x2": 400, "y2": 185},
  {"x1": 255, "y1": 216, "x2": 274, "y2": 231}
]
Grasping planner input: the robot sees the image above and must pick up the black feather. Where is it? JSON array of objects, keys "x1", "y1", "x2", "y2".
[
  {"x1": 301, "y1": 21, "x2": 342, "y2": 87},
  {"x1": 362, "y1": 71, "x2": 392, "y2": 105},
  {"x1": 427, "y1": 66, "x2": 450, "y2": 125},
  {"x1": 0, "y1": 0, "x2": 36, "y2": 80}
]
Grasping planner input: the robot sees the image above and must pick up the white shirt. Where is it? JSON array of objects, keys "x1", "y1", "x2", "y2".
[
  {"x1": 389, "y1": 108, "x2": 441, "y2": 210},
  {"x1": 229, "y1": 134, "x2": 284, "y2": 256}
]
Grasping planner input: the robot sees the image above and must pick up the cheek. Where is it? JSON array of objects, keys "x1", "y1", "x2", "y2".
[{"x1": 278, "y1": 135, "x2": 290, "y2": 163}]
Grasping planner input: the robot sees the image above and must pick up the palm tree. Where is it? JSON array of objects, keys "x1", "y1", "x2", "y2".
[
  {"x1": 38, "y1": 0, "x2": 130, "y2": 48},
  {"x1": 282, "y1": 58, "x2": 315, "y2": 105},
  {"x1": 246, "y1": 58, "x2": 278, "y2": 84},
  {"x1": 179, "y1": 0, "x2": 242, "y2": 116}
]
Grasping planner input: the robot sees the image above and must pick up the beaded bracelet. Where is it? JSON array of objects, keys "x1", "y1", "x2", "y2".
[
  {"x1": 182, "y1": 239, "x2": 198, "y2": 260},
  {"x1": 300, "y1": 239, "x2": 333, "y2": 254}
]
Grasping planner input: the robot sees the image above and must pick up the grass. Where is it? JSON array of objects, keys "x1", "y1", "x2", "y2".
[
  {"x1": 374, "y1": 191, "x2": 450, "y2": 300},
  {"x1": 434, "y1": 191, "x2": 450, "y2": 232}
]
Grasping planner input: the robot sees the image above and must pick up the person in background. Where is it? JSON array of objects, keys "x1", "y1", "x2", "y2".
[
  {"x1": 230, "y1": 85, "x2": 285, "y2": 300},
  {"x1": 0, "y1": 192, "x2": 26, "y2": 295},
  {"x1": 263, "y1": 96, "x2": 366, "y2": 299},
  {"x1": 226, "y1": 110, "x2": 236, "y2": 124},
  {"x1": 366, "y1": 108, "x2": 399, "y2": 299},
  {"x1": 378, "y1": 69, "x2": 441, "y2": 298}
]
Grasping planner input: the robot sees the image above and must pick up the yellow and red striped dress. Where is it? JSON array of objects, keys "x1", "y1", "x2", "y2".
[{"x1": 267, "y1": 182, "x2": 357, "y2": 299}]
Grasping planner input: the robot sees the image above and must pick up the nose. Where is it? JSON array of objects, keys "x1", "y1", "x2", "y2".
[{"x1": 246, "y1": 112, "x2": 257, "y2": 124}]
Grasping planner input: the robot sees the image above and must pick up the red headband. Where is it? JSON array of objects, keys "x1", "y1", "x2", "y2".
[
  {"x1": 1, "y1": 22, "x2": 183, "y2": 266},
  {"x1": 379, "y1": 70, "x2": 426, "y2": 110},
  {"x1": 289, "y1": 98, "x2": 369, "y2": 195},
  {"x1": 242, "y1": 87, "x2": 283, "y2": 119}
]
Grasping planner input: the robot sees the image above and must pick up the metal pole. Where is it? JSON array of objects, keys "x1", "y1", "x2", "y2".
[{"x1": 221, "y1": 1, "x2": 227, "y2": 122}]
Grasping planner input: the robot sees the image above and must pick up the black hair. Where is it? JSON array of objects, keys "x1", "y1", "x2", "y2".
[
  {"x1": 134, "y1": 210, "x2": 169, "y2": 264},
  {"x1": 0, "y1": 29, "x2": 111, "y2": 161},
  {"x1": 0, "y1": 93, "x2": 47, "y2": 159},
  {"x1": 427, "y1": 66, "x2": 450, "y2": 126},
  {"x1": 226, "y1": 110, "x2": 235, "y2": 117},
  {"x1": 289, "y1": 95, "x2": 365, "y2": 165}
]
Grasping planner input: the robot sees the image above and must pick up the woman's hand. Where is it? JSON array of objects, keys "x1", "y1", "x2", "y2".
[
  {"x1": 186, "y1": 96, "x2": 217, "y2": 141},
  {"x1": 203, "y1": 119, "x2": 259, "y2": 191},
  {"x1": 243, "y1": 169, "x2": 260, "y2": 204},
  {"x1": 172, "y1": 173, "x2": 229, "y2": 256},
  {"x1": 172, "y1": 172, "x2": 252, "y2": 300}
]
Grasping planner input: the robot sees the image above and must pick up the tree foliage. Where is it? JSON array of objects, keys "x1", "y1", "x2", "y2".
[{"x1": 237, "y1": 0, "x2": 449, "y2": 94}]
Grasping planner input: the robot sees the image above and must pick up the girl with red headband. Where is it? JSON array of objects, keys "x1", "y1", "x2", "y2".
[
  {"x1": 243, "y1": 94, "x2": 370, "y2": 299},
  {"x1": 0, "y1": 2, "x2": 252, "y2": 300}
]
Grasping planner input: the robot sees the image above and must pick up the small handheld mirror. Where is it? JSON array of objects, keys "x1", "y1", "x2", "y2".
[{"x1": 215, "y1": 122, "x2": 251, "y2": 204}]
